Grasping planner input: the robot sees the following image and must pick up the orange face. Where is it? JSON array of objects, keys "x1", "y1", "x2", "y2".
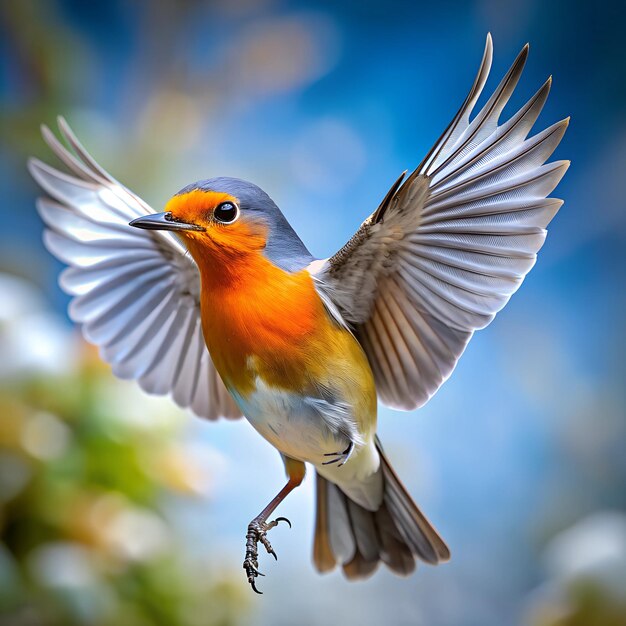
[{"x1": 164, "y1": 189, "x2": 269, "y2": 268}]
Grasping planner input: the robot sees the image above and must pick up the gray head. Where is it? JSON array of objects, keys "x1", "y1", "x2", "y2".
[{"x1": 131, "y1": 177, "x2": 313, "y2": 273}]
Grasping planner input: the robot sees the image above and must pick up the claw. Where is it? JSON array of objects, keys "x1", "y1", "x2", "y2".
[
  {"x1": 248, "y1": 561, "x2": 265, "y2": 576},
  {"x1": 250, "y1": 580, "x2": 263, "y2": 595},
  {"x1": 323, "y1": 441, "x2": 355, "y2": 466},
  {"x1": 274, "y1": 516, "x2": 292, "y2": 529},
  {"x1": 259, "y1": 534, "x2": 277, "y2": 560},
  {"x1": 322, "y1": 456, "x2": 341, "y2": 466}
]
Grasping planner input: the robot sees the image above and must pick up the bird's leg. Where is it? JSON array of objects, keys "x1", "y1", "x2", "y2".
[{"x1": 243, "y1": 463, "x2": 304, "y2": 594}]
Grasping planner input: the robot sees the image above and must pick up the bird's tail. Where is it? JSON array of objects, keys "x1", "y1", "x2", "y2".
[{"x1": 313, "y1": 438, "x2": 450, "y2": 579}]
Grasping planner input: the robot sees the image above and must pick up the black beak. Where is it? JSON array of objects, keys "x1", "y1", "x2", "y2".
[{"x1": 129, "y1": 212, "x2": 204, "y2": 232}]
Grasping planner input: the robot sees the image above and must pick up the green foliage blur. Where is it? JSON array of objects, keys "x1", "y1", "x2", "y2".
[
  {"x1": 531, "y1": 582, "x2": 626, "y2": 626},
  {"x1": 0, "y1": 343, "x2": 249, "y2": 626}
]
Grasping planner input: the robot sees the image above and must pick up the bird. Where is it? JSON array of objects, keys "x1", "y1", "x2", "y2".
[{"x1": 29, "y1": 34, "x2": 569, "y2": 593}]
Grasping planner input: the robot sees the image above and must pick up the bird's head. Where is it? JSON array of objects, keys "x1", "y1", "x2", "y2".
[{"x1": 130, "y1": 177, "x2": 312, "y2": 273}]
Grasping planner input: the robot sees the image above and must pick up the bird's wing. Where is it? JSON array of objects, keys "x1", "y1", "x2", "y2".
[
  {"x1": 29, "y1": 118, "x2": 242, "y2": 420},
  {"x1": 312, "y1": 35, "x2": 569, "y2": 410}
]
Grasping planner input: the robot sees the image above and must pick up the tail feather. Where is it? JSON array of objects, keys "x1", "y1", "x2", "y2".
[
  {"x1": 379, "y1": 442, "x2": 450, "y2": 564},
  {"x1": 313, "y1": 439, "x2": 449, "y2": 579},
  {"x1": 343, "y1": 549, "x2": 379, "y2": 579},
  {"x1": 375, "y1": 504, "x2": 415, "y2": 575},
  {"x1": 313, "y1": 474, "x2": 335, "y2": 572},
  {"x1": 346, "y1": 498, "x2": 379, "y2": 561}
]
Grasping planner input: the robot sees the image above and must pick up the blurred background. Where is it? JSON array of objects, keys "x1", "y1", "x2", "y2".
[{"x1": 1, "y1": 0, "x2": 625, "y2": 624}]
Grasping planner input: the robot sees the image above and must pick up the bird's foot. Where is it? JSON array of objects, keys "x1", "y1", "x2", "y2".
[
  {"x1": 243, "y1": 516, "x2": 291, "y2": 594},
  {"x1": 322, "y1": 441, "x2": 355, "y2": 467}
]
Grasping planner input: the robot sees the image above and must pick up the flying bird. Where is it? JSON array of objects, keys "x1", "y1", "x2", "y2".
[{"x1": 29, "y1": 35, "x2": 569, "y2": 593}]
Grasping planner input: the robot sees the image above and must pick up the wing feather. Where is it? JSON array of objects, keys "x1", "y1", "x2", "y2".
[
  {"x1": 30, "y1": 119, "x2": 242, "y2": 421},
  {"x1": 314, "y1": 36, "x2": 569, "y2": 410}
]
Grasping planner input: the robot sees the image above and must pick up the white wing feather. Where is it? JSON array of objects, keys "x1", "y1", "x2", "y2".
[
  {"x1": 29, "y1": 118, "x2": 241, "y2": 420},
  {"x1": 315, "y1": 35, "x2": 570, "y2": 410}
]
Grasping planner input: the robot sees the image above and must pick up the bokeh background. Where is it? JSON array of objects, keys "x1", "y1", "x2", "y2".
[{"x1": 1, "y1": 0, "x2": 625, "y2": 625}]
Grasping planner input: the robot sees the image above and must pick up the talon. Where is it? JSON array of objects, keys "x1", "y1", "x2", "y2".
[
  {"x1": 322, "y1": 457, "x2": 341, "y2": 466},
  {"x1": 250, "y1": 580, "x2": 263, "y2": 595},
  {"x1": 247, "y1": 561, "x2": 265, "y2": 576},
  {"x1": 259, "y1": 535, "x2": 278, "y2": 560},
  {"x1": 323, "y1": 441, "x2": 355, "y2": 466},
  {"x1": 274, "y1": 516, "x2": 291, "y2": 528}
]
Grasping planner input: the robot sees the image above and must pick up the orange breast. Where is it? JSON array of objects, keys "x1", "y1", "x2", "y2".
[{"x1": 193, "y1": 246, "x2": 322, "y2": 393}]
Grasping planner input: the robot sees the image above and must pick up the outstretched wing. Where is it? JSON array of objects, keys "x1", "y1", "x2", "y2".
[
  {"x1": 313, "y1": 35, "x2": 569, "y2": 410},
  {"x1": 29, "y1": 118, "x2": 242, "y2": 420}
]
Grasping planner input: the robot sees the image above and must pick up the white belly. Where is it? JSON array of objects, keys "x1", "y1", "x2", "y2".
[{"x1": 229, "y1": 378, "x2": 349, "y2": 465}]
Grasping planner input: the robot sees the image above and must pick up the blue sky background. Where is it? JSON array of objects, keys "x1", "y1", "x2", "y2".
[{"x1": 1, "y1": 1, "x2": 625, "y2": 624}]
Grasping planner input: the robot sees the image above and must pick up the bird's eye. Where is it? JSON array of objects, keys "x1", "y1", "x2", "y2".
[{"x1": 213, "y1": 201, "x2": 239, "y2": 224}]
